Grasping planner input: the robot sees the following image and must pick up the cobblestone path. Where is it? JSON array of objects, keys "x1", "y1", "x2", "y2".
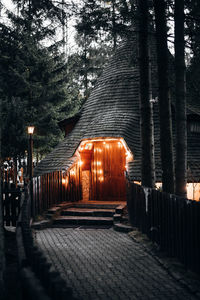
[{"x1": 35, "y1": 228, "x2": 196, "y2": 300}]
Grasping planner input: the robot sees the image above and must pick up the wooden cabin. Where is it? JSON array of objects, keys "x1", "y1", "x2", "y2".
[{"x1": 33, "y1": 30, "x2": 200, "y2": 213}]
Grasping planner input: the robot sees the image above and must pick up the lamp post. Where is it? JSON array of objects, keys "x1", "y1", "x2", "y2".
[
  {"x1": 28, "y1": 126, "x2": 34, "y2": 181},
  {"x1": 27, "y1": 126, "x2": 34, "y2": 217}
]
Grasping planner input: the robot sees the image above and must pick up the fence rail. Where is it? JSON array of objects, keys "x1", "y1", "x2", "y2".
[
  {"x1": 33, "y1": 170, "x2": 82, "y2": 217},
  {"x1": 2, "y1": 188, "x2": 21, "y2": 226},
  {"x1": 126, "y1": 181, "x2": 200, "y2": 275}
]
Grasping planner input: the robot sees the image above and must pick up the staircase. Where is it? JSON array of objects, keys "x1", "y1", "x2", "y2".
[
  {"x1": 52, "y1": 203, "x2": 125, "y2": 228},
  {"x1": 32, "y1": 201, "x2": 133, "y2": 231}
]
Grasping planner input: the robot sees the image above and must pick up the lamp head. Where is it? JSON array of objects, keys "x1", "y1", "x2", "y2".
[{"x1": 28, "y1": 126, "x2": 35, "y2": 135}]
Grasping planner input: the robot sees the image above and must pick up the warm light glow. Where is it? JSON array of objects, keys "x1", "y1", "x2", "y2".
[
  {"x1": 98, "y1": 169, "x2": 103, "y2": 174},
  {"x1": 99, "y1": 176, "x2": 104, "y2": 182},
  {"x1": 75, "y1": 138, "x2": 134, "y2": 180},
  {"x1": 118, "y1": 142, "x2": 122, "y2": 147},
  {"x1": 78, "y1": 143, "x2": 93, "y2": 152},
  {"x1": 85, "y1": 143, "x2": 93, "y2": 150},
  {"x1": 28, "y1": 126, "x2": 35, "y2": 134},
  {"x1": 155, "y1": 182, "x2": 162, "y2": 189},
  {"x1": 78, "y1": 160, "x2": 83, "y2": 166},
  {"x1": 134, "y1": 181, "x2": 141, "y2": 185},
  {"x1": 120, "y1": 138, "x2": 133, "y2": 161},
  {"x1": 187, "y1": 183, "x2": 200, "y2": 201},
  {"x1": 78, "y1": 138, "x2": 133, "y2": 159},
  {"x1": 70, "y1": 170, "x2": 75, "y2": 176},
  {"x1": 62, "y1": 177, "x2": 69, "y2": 185}
]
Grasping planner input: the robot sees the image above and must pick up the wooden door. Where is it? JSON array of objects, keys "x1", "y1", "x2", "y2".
[{"x1": 91, "y1": 141, "x2": 126, "y2": 201}]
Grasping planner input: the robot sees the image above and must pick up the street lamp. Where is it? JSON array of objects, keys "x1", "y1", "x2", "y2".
[
  {"x1": 27, "y1": 126, "x2": 35, "y2": 217},
  {"x1": 28, "y1": 126, "x2": 35, "y2": 181},
  {"x1": 28, "y1": 126, "x2": 35, "y2": 135}
]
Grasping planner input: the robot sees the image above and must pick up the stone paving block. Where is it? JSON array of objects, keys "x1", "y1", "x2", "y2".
[{"x1": 35, "y1": 228, "x2": 198, "y2": 300}]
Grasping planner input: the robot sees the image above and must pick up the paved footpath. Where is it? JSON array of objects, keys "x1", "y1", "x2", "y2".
[{"x1": 35, "y1": 228, "x2": 197, "y2": 300}]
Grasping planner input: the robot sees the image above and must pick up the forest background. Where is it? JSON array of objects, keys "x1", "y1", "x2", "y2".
[
  {"x1": 1, "y1": 0, "x2": 200, "y2": 295},
  {"x1": 0, "y1": 0, "x2": 199, "y2": 186},
  {"x1": 0, "y1": 0, "x2": 199, "y2": 158}
]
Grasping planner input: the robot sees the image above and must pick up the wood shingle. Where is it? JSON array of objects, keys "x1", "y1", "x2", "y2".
[{"x1": 34, "y1": 32, "x2": 200, "y2": 183}]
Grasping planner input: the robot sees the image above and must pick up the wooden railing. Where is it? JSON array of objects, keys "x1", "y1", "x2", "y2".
[
  {"x1": 126, "y1": 181, "x2": 200, "y2": 275},
  {"x1": 33, "y1": 170, "x2": 82, "y2": 217},
  {"x1": 2, "y1": 188, "x2": 21, "y2": 226}
]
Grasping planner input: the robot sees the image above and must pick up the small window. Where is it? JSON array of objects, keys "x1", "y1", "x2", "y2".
[{"x1": 190, "y1": 122, "x2": 200, "y2": 133}]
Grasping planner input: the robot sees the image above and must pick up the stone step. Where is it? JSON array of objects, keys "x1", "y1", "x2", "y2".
[
  {"x1": 72, "y1": 203, "x2": 119, "y2": 209},
  {"x1": 47, "y1": 206, "x2": 62, "y2": 216},
  {"x1": 113, "y1": 213, "x2": 122, "y2": 222},
  {"x1": 115, "y1": 205, "x2": 125, "y2": 214},
  {"x1": 53, "y1": 216, "x2": 113, "y2": 226},
  {"x1": 31, "y1": 220, "x2": 52, "y2": 229},
  {"x1": 61, "y1": 208, "x2": 115, "y2": 217},
  {"x1": 114, "y1": 223, "x2": 133, "y2": 233}
]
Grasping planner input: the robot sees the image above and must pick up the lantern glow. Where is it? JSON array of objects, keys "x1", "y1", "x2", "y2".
[
  {"x1": 78, "y1": 160, "x2": 83, "y2": 166},
  {"x1": 85, "y1": 143, "x2": 93, "y2": 150},
  {"x1": 28, "y1": 126, "x2": 35, "y2": 135}
]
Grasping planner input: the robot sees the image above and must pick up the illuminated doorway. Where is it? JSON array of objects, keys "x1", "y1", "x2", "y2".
[{"x1": 78, "y1": 139, "x2": 133, "y2": 201}]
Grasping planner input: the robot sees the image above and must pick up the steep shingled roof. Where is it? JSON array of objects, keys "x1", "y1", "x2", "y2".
[
  {"x1": 34, "y1": 32, "x2": 200, "y2": 182},
  {"x1": 34, "y1": 32, "x2": 142, "y2": 176}
]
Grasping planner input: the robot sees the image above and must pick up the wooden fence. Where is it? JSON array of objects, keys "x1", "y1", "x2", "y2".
[
  {"x1": 127, "y1": 181, "x2": 200, "y2": 275},
  {"x1": 33, "y1": 168, "x2": 82, "y2": 217},
  {"x1": 2, "y1": 188, "x2": 21, "y2": 226}
]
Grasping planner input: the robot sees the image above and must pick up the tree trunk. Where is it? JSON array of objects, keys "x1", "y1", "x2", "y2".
[
  {"x1": 175, "y1": 0, "x2": 187, "y2": 197},
  {"x1": 112, "y1": 0, "x2": 117, "y2": 49},
  {"x1": 0, "y1": 98, "x2": 5, "y2": 296},
  {"x1": 62, "y1": 0, "x2": 68, "y2": 58},
  {"x1": 153, "y1": 0, "x2": 175, "y2": 193},
  {"x1": 138, "y1": 0, "x2": 155, "y2": 188},
  {"x1": 13, "y1": 157, "x2": 18, "y2": 187},
  {"x1": 84, "y1": 39, "x2": 89, "y2": 101}
]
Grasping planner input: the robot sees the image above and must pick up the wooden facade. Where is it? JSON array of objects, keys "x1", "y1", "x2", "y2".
[
  {"x1": 33, "y1": 164, "x2": 82, "y2": 216},
  {"x1": 32, "y1": 139, "x2": 130, "y2": 215},
  {"x1": 33, "y1": 29, "x2": 200, "y2": 211},
  {"x1": 79, "y1": 140, "x2": 127, "y2": 201}
]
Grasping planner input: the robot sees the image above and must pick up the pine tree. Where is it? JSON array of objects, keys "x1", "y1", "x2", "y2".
[
  {"x1": 73, "y1": 0, "x2": 135, "y2": 98},
  {"x1": 175, "y1": 0, "x2": 187, "y2": 197},
  {"x1": 153, "y1": 0, "x2": 175, "y2": 193},
  {"x1": 185, "y1": 1, "x2": 200, "y2": 108},
  {"x1": 0, "y1": 0, "x2": 78, "y2": 160},
  {"x1": 138, "y1": 0, "x2": 155, "y2": 188}
]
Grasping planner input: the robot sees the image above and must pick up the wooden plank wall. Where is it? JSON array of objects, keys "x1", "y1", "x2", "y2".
[
  {"x1": 127, "y1": 181, "x2": 200, "y2": 275},
  {"x1": 91, "y1": 141, "x2": 126, "y2": 201},
  {"x1": 33, "y1": 164, "x2": 82, "y2": 216}
]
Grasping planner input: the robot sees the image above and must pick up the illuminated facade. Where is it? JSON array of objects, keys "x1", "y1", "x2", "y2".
[{"x1": 34, "y1": 31, "x2": 200, "y2": 203}]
